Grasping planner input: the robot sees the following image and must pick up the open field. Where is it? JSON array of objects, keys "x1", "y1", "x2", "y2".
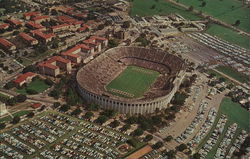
[
  {"x1": 0, "y1": 110, "x2": 145, "y2": 158},
  {"x1": 16, "y1": 78, "x2": 50, "y2": 95},
  {"x1": 205, "y1": 24, "x2": 250, "y2": 50},
  {"x1": 215, "y1": 65, "x2": 249, "y2": 84},
  {"x1": 178, "y1": 0, "x2": 250, "y2": 33},
  {"x1": 130, "y1": 0, "x2": 201, "y2": 20},
  {"x1": 220, "y1": 98, "x2": 249, "y2": 131},
  {"x1": 198, "y1": 97, "x2": 249, "y2": 158},
  {"x1": 106, "y1": 66, "x2": 159, "y2": 98}
]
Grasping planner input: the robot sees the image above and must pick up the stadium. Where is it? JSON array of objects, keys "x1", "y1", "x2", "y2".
[{"x1": 76, "y1": 47, "x2": 186, "y2": 114}]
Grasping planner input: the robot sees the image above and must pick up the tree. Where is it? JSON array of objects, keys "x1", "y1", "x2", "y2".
[
  {"x1": 49, "y1": 89, "x2": 60, "y2": 99},
  {"x1": 165, "y1": 150, "x2": 176, "y2": 159},
  {"x1": 209, "y1": 73, "x2": 216, "y2": 78},
  {"x1": 234, "y1": 20, "x2": 241, "y2": 26},
  {"x1": 188, "y1": 6, "x2": 194, "y2": 11},
  {"x1": 0, "y1": 123, "x2": 6, "y2": 129},
  {"x1": 53, "y1": 102, "x2": 61, "y2": 108},
  {"x1": 201, "y1": 1, "x2": 206, "y2": 7},
  {"x1": 4, "y1": 81, "x2": 15, "y2": 89},
  {"x1": 100, "y1": 109, "x2": 117, "y2": 118},
  {"x1": 219, "y1": 77, "x2": 226, "y2": 83},
  {"x1": 121, "y1": 124, "x2": 131, "y2": 131},
  {"x1": 26, "y1": 89, "x2": 38, "y2": 95},
  {"x1": 176, "y1": 143, "x2": 187, "y2": 151},
  {"x1": 87, "y1": 104, "x2": 100, "y2": 111},
  {"x1": 122, "y1": 21, "x2": 130, "y2": 28},
  {"x1": 22, "y1": 65, "x2": 37, "y2": 73},
  {"x1": 171, "y1": 92, "x2": 188, "y2": 106},
  {"x1": 133, "y1": 128, "x2": 144, "y2": 136},
  {"x1": 165, "y1": 113, "x2": 176, "y2": 120},
  {"x1": 71, "y1": 108, "x2": 82, "y2": 116},
  {"x1": 26, "y1": 112, "x2": 35, "y2": 118},
  {"x1": 59, "y1": 104, "x2": 70, "y2": 112},
  {"x1": 97, "y1": 24, "x2": 104, "y2": 30},
  {"x1": 110, "y1": 120, "x2": 120, "y2": 128},
  {"x1": 192, "y1": 153, "x2": 201, "y2": 159},
  {"x1": 108, "y1": 39, "x2": 119, "y2": 48},
  {"x1": 6, "y1": 98, "x2": 17, "y2": 106},
  {"x1": 127, "y1": 138, "x2": 140, "y2": 147},
  {"x1": 164, "y1": 135, "x2": 173, "y2": 142},
  {"x1": 84, "y1": 111, "x2": 94, "y2": 119},
  {"x1": 16, "y1": 94, "x2": 27, "y2": 103},
  {"x1": 126, "y1": 116, "x2": 137, "y2": 124},
  {"x1": 95, "y1": 115, "x2": 108, "y2": 125},
  {"x1": 144, "y1": 134, "x2": 153, "y2": 142},
  {"x1": 151, "y1": 4, "x2": 156, "y2": 9},
  {"x1": 66, "y1": 87, "x2": 79, "y2": 106},
  {"x1": 153, "y1": 141, "x2": 164, "y2": 149},
  {"x1": 51, "y1": 9, "x2": 58, "y2": 15},
  {"x1": 44, "y1": 78, "x2": 54, "y2": 86},
  {"x1": 12, "y1": 116, "x2": 21, "y2": 124},
  {"x1": 13, "y1": 30, "x2": 19, "y2": 35}
]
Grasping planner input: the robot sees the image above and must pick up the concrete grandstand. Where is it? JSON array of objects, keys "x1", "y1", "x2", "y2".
[{"x1": 76, "y1": 47, "x2": 186, "y2": 114}]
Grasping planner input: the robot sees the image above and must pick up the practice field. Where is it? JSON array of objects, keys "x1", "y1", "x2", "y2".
[
  {"x1": 130, "y1": 0, "x2": 201, "y2": 20},
  {"x1": 206, "y1": 24, "x2": 250, "y2": 50},
  {"x1": 178, "y1": 0, "x2": 250, "y2": 33},
  {"x1": 16, "y1": 78, "x2": 50, "y2": 95},
  {"x1": 106, "y1": 66, "x2": 160, "y2": 98}
]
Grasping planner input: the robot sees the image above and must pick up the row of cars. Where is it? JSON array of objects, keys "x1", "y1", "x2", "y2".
[
  {"x1": 226, "y1": 130, "x2": 248, "y2": 159},
  {"x1": 188, "y1": 107, "x2": 217, "y2": 148},
  {"x1": 188, "y1": 33, "x2": 250, "y2": 76},
  {"x1": 0, "y1": 112, "x2": 133, "y2": 159},
  {"x1": 0, "y1": 133, "x2": 35, "y2": 157},
  {"x1": 215, "y1": 123, "x2": 238, "y2": 158},
  {"x1": 176, "y1": 100, "x2": 208, "y2": 143},
  {"x1": 198, "y1": 115, "x2": 227, "y2": 158}
]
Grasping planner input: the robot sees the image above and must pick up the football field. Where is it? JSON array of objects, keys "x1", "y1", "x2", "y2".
[{"x1": 106, "y1": 66, "x2": 159, "y2": 98}]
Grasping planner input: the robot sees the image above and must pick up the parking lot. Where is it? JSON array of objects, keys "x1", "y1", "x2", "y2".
[{"x1": 0, "y1": 111, "x2": 142, "y2": 159}]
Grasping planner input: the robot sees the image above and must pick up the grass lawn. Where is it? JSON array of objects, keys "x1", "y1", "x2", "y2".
[
  {"x1": 220, "y1": 98, "x2": 249, "y2": 131},
  {"x1": 106, "y1": 66, "x2": 159, "y2": 98},
  {"x1": 215, "y1": 65, "x2": 249, "y2": 84},
  {"x1": 16, "y1": 57, "x2": 33, "y2": 66},
  {"x1": 16, "y1": 78, "x2": 50, "y2": 95},
  {"x1": 28, "y1": 49, "x2": 55, "y2": 61},
  {"x1": 178, "y1": 0, "x2": 250, "y2": 33},
  {"x1": 0, "y1": 110, "x2": 31, "y2": 123},
  {"x1": 130, "y1": 0, "x2": 201, "y2": 20},
  {"x1": 205, "y1": 24, "x2": 250, "y2": 50},
  {"x1": 198, "y1": 97, "x2": 249, "y2": 158}
]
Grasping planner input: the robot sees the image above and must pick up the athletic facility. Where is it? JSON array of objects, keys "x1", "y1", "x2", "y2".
[{"x1": 77, "y1": 47, "x2": 186, "y2": 114}]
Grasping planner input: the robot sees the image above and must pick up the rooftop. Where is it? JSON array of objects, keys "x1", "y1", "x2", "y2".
[{"x1": 13, "y1": 72, "x2": 36, "y2": 84}]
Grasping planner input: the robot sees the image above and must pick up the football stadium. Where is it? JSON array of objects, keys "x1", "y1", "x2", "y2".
[{"x1": 76, "y1": 47, "x2": 186, "y2": 114}]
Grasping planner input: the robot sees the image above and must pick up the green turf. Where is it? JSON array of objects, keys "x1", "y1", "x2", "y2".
[
  {"x1": 215, "y1": 66, "x2": 250, "y2": 84},
  {"x1": 106, "y1": 66, "x2": 159, "y2": 98},
  {"x1": 220, "y1": 98, "x2": 249, "y2": 131},
  {"x1": 130, "y1": 0, "x2": 201, "y2": 20},
  {"x1": 205, "y1": 24, "x2": 250, "y2": 50},
  {"x1": 16, "y1": 78, "x2": 50, "y2": 95},
  {"x1": 178, "y1": 0, "x2": 250, "y2": 33}
]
